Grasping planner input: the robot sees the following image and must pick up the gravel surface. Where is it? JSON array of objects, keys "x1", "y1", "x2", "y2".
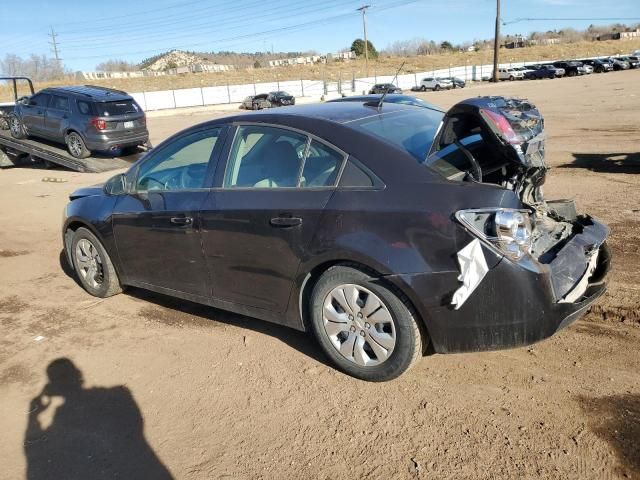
[{"x1": 0, "y1": 70, "x2": 638, "y2": 480}]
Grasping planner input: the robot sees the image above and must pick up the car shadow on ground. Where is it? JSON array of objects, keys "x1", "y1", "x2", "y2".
[
  {"x1": 559, "y1": 152, "x2": 640, "y2": 173},
  {"x1": 24, "y1": 358, "x2": 174, "y2": 480},
  {"x1": 58, "y1": 250, "x2": 331, "y2": 368},
  {"x1": 577, "y1": 393, "x2": 640, "y2": 478}
]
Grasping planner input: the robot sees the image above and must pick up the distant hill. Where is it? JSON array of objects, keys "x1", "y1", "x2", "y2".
[{"x1": 138, "y1": 49, "x2": 316, "y2": 71}]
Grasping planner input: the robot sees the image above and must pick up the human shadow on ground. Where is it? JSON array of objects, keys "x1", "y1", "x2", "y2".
[
  {"x1": 24, "y1": 358, "x2": 174, "y2": 480},
  {"x1": 577, "y1": 393, "x2": 640, "y2": 478},
  {"x1": 559, "y1": 152, "x2": 640, "y2": 173}
]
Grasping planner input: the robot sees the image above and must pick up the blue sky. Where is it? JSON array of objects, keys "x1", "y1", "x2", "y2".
[{"x1": 0, "y1": 0, "x2": 638, "y2": 71}]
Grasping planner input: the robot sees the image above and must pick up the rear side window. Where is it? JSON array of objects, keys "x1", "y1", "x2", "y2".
[
  {"x1": 224, "y1": 125, "x2": 307, "y2": 188},
  {"x1": 77, "y1": 100, "x2": 93, "y2": 115},
  {"x1": 50, "y1": 95, "x2": 69, "y2": 111},
  {"x1": 95, "y1": 100, "x2": 141, "y2": 116},
  {"x1": 339, "y1": 160, "x2": 375, "y2": 188},
  {"x1": 301, "y1": 140, "x2": 344, "y2": 187}
]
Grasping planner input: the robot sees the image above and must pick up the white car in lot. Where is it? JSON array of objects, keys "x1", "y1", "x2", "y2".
[
  {"x1": 498, "y1": 68, "x2": 525, "y2": 81},
  {"x1": 419, "y1": 77, "x2": 453, "y2": 91}
]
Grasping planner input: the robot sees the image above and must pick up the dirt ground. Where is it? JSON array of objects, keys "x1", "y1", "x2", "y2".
[{"x1": 0, "y1": 71, "x2": 639, "y2": 480}]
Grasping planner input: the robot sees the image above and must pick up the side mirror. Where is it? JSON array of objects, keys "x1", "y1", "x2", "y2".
[{"x1": 104, "y1": 173, "x2": 127, "y2": 195}]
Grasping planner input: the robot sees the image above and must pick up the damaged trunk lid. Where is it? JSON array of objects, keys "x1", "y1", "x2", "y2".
[{"x1": 426, "y1": 96, "x2": 610, "y2": 303}]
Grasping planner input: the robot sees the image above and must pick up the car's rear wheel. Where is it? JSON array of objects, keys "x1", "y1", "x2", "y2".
[
  {"x1": 420, "y1": 85, "x2": 426, "y2": 92},
  {"x1": 66, "y1": 132, "x2": 91, "y2": 159},
  {"x1": 310, "y1": 266, "x2": 424, "y2": 381},
  {"x1": 70, "y1": 227, "x2": 122, "y2": 298},
  {"x1": 9, "y1": 114, "x2": 27, "y2": 139}
]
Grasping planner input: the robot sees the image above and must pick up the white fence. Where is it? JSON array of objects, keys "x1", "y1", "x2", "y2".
[{"x1": 130, "y1": 57, "x2": 606, "y2": 111}]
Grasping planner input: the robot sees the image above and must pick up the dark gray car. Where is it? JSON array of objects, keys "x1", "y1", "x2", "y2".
[{"x1": 9, "y1": 85, "x2": 149, "y2": 158}]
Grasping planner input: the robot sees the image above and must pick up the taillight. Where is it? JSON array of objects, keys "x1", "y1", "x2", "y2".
[
  {"x1": 90, "y1": 118, "x2": 106, "y2": 130},
  {"x1": 480, "y1": 108, "x2": 521, "y2": 144}
]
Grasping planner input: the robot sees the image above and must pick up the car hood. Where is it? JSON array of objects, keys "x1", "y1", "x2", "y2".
[{"x1": 69, "y1": 184, "x2": 104, "y2": 201}]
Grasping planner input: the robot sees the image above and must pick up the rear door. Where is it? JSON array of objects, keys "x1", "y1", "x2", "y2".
[
  {"x1": 112, "y1": 126, "x2": 225, "y2": 297},
  {"x1": 44, "y1": 95, "x2": 70, "y2": 140},
  {"x1": 199, "y1": 124, "x2": 346, "y2": 312},
  {"x1": 22, "y1": 93, "x2": 50, "y2": 135}
]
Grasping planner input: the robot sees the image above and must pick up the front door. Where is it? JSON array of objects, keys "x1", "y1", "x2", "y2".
[
  {"x1": 22, "y1": 92, "x2": 50, "y2": 135},
  {"x1": 112, "y1": 126, "x2": 224, "y2": 297},
  {"x1": 200, "y1": 124, "x2": 345, "y2": 312}
]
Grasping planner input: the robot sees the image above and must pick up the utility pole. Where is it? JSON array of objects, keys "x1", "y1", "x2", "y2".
[
  {"x1": 492, "y1": 0, "x2": 500, "y2": 82},
  {"x1": 48, "y1": 26, "x2": 62, "y2": 70},
  {"x1": 357, "y1": 5, "x2": 370, "y2": 77}
]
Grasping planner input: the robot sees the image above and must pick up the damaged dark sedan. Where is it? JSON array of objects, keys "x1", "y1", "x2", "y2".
[{"x1": 62, "y1": 97, "x2": 610, "y2": 381}]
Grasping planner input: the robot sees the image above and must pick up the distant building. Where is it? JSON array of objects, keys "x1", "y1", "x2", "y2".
[
  {"x1": 502, "y1": 36, "x2": 527, "y2": 49},
  {"x1": 595, "y1": 28, "x2": 640, "y2": 41}
]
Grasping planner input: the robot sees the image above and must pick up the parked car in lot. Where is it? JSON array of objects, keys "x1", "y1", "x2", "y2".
[
  {"x1": 63, "y1": 97, "x2": 610, "y2": 381},
  {"x1": 369, "y1": 83, "x2": 402, "y2": 94},
  {"x1": 523, "y1": 65, "x2": 555, "y2": 79},
  {"x1": 328, "y1": 94, "x2": 441, "y2": 110},
  {"x1": 497, "y1": 68, "x2": 524, "y2": 81},
  {"x1": 9, "y1": 85, "x2": 148, "y2": 158},
  {"x1": 419, "y1": 77, "x2": 452, "y2": 91},
  {"x1": 528, "y1": 64, "x2": 564, "y2": 79},
  {"x1": 443, "y1": 77, "x2": 466, "y2": 88},
  {"x1": 581, "y1": 59, "x2": 614, "y2": 73},
  {"x1": 552, "y1": 61, "x2": 587, "y2": 77},
  {"x1": 512, "y1": 66, "x2": 536, "y2": 76},
  {"x1": 617, "y1": 56, "x2": 639, "y2": 69},
  {"x1": 607, "y1": 57, "x2": 630, "y2": 70},
  {"x1": 240, "y1": 91, "x2": 296, "y2": 110}
]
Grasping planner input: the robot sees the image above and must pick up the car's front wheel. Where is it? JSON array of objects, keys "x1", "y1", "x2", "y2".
[
  {"x1": 434, "y1": 84, "x2": 440, "y2": 91},
  {"x1": 66, "y1": 132, "x2": 91, "y2": 159},
  {"x1": 70, "y1": 227, "x2": 122, "y2": 298},
  {"x1": 420, "y1": 85, "x2": 426, "y2": 92},
  {"x1": 310, "y1": 266, "x2": 424, "y2": 381},
  {"x1": 9, "y1": 114, "x2": 27, "y2": 139}
]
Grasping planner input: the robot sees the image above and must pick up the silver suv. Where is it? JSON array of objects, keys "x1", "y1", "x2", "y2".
[{"x1": 9, "y1": 85, "x2": 149, "y2": 158}]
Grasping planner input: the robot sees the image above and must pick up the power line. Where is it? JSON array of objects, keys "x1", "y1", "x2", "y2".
[
  {"x1": 63, "y1": 0, "x2": 418, "y2": 62},
  {"x1": 60, "y1": 0, "x2": 349, "y2": 50}
]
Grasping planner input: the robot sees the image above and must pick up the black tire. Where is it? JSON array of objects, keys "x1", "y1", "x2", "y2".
[
  {"x1": 9, "y1": 114, "x2": 27, "y2": 139},
  {"x1": 509, "y1": 75, "x2": 514, "y2": 81},
  {"x1": 66, "y1": 132, "x2": 91, "y2": 159},
  {"x1": 420, "y1": 85, "x2": 426, "y2": 92},
  {"x1": 70, "y1": 227, "x2": 122, "y2": 298},
  {"x1": 434, "y1": 84, "x2": 440, "y2": 91},
  {"x1": 309, "y1": 266, "x2": 424, "y2": 382}
]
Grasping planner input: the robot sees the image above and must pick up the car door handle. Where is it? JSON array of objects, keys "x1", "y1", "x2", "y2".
[
  {"x1": 170, "y1": 216, "x2": 193, "y2": 226},
  {"x1": 270, "y1": 216, "x2": 302, "y2": 227}
]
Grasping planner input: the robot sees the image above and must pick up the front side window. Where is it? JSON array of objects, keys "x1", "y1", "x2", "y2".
[
  {"x1": 136, "y1": 128, "x2": 221, "y2": 191},
  {"x1": 30, "y1": 93, "x2": 50, "y2": 108}
]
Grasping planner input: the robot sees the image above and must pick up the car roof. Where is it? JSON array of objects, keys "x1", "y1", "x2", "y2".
[
  {"x1": 235, "y1": 101, "x2": 424, "y2": 124},
  {"x1": 41, "y1": 85, "x2": 132, "y2": 102},
  {"x1": 328, "y1": 94, "x2": 444, "y2": 112}
]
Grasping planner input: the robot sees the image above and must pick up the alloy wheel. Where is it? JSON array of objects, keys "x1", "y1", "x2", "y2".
[
  {"x1": 68, "y1": 135, "x2": 83, "y2": 157},
  {"x1": 322, "y1": 284, "x2": 396, "y2": 367},
  {"x1": 10, "y1": 116, "x2": 22, "y2": 137},
  {"x1": 75, "y1": 238, "x2": 104, "y2": 288}
]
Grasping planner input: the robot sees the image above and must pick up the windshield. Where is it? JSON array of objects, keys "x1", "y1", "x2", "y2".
[{"x1": 348, "y1": 108, "x2": 443, "y2": 161}]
